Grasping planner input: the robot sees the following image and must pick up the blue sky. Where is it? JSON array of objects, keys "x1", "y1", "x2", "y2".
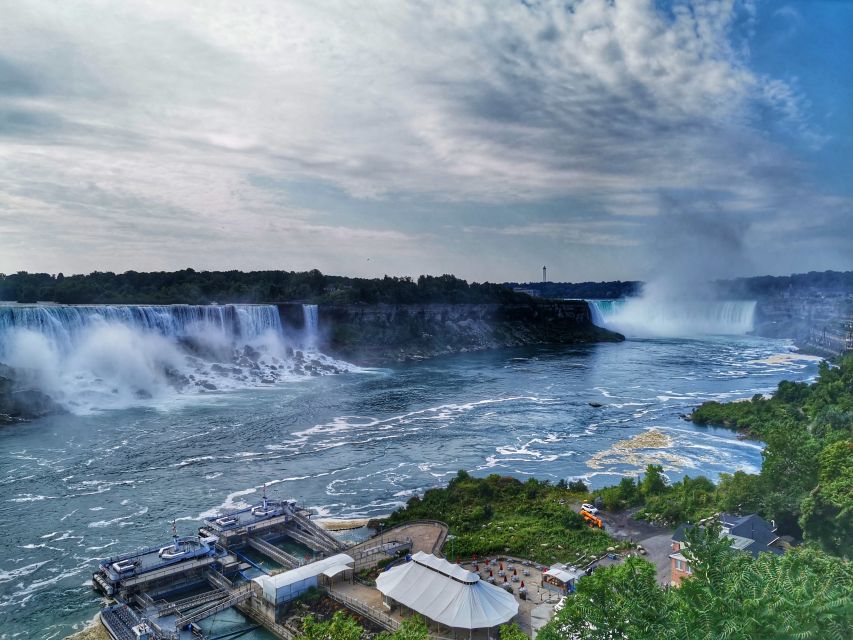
[{"x1": 0, "y1": 0, "x2": 851, "y2": 283}]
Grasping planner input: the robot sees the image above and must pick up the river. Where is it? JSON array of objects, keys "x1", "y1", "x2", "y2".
[{"x1": 0, "y1": 311, "x2": 821, "y2": 638}]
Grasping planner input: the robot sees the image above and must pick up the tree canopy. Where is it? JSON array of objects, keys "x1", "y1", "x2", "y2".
[
  {"x1": 537, "y1": 525, "x2": 853, "y2": 640},
  {"x1": 0, "y1": 270, "x2": 531, "y2": 305}
]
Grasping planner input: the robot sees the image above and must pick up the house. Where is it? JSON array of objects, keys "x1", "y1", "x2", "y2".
[{"x1": 669, "y1": 513, "x2": 783, "y2": 586}]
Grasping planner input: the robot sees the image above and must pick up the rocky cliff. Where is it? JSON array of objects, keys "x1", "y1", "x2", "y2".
[
  {"x1": 0, "y1": 364, "x2": 63, "y2": 425},
  {"x1": 280, "y1": 300, "x2": 623, "y2": 365},
  {"x1": 753, "y1": 294, "x2": 853, "y2": 356}
]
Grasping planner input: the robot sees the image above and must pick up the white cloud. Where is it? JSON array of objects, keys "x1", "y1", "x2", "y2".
[{"x1": 0, "y1": 0, "x2": 843, "y2": 278}]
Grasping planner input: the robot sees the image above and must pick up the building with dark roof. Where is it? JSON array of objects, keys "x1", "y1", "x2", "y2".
[{"x1": 669, "y1": 513, "x2": 783, "y2": 586}]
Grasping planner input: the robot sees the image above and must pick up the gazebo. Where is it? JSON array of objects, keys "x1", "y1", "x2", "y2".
[{"x1": 376, "y1": 552, "x2": 518, "y2": 637}]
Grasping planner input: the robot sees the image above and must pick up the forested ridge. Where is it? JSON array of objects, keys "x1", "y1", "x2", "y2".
[{"x1": 0, "y1": 270, "x2": 530, "y2": 305}]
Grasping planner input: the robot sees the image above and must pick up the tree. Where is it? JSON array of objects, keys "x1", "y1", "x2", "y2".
[
  {"x1": 716, "y1": 471, "x2": 762, "y2": 515},
  {"x1": 537, "y1": 557, "x2": 667, "y2": 640},
  {"x1": 537, "y1": 522, "x2": 853, "y2": 640},
  {"x1": 640, "y1": 464, "x2": 667, "y2": 497},
  {"x1": 498, "y1": 623, "x2": 528, "y2": 640},
  {"x1": 799, "y1": 440, "x2": 853, "y2": 557},
  {"x1": 381, "y1": 615, "x2": 429, "y2": 640},
  {"x1": 300, "y1": 612, "x2": 363, "y2": 640}
]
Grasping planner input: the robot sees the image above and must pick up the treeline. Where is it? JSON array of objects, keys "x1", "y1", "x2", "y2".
[
  {"x1": 538, "y1": 525, "x2": 851, "y2": 640},
  {"x1": 682, "y1": 354, "x2": 852, "y2": 556},
  {"x1": 503, "y1": 280, "x2": 641, "y2": 299},
  {"x1": 720, "y1": 269, "x2": 853, "y2": 297},
  {"x1": 0, "y1": 270, "x2": 530, "y2": 305},
  {"x1": 597, "y1": 356, "x2": 852, "y2": 555}
]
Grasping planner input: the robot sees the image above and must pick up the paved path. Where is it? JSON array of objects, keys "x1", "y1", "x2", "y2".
[
  {"x1": 596, "y1": 508, "x2": 675, "y2": 586},
  {"x1": 348, "y1": 521, "x2": 448, "y2": 557}
]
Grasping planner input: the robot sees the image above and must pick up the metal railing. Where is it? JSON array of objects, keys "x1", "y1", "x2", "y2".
[
  {"x1": 284, "y1": 523, "x2": 337, "y2": 554},
  {"x1": 156, "y1": 588, "x2": 229, "y2": 616},
  {"x1": 248, "y1": 537, "x2": 300, "y2": 568},
  {"x1": 207, "y1": 569, "x2": 234, "y2": 590},
  {"x1": 326, "y1": 589, "x2": 399, "y2": 632},
  {"x1": 290, "y1": 515, "x2": 345, "y2": 552},
  {"x1": 175, "y1": 584, "x2": 252, "y2": 628}
]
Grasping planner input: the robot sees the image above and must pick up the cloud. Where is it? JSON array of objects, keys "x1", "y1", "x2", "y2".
[{"x1": 0, "y1": 0, "x2": 847, "y2": 279}]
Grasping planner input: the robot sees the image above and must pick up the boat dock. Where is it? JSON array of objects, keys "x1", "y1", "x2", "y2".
[{"x1": 90, "y1": 488, "x2": 408, "y2": 640}]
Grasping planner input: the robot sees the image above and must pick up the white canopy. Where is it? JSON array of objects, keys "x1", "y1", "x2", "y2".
[
  {"x1": 322, "y1": 563, "x2": 352, "y2": 578},
  {"x1": 376, "y1": 552, "x2": 518, "y2": 630},
  {"x1": 254, "y1": 553, "x2": 354, "y2": 604}
]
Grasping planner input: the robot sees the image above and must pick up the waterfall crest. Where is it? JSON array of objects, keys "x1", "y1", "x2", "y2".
[
  {"x1": 302, "y1": 304, "x2": 319, "y2": 350},
  {"x1": 588, "y1": 298, "x2": 756, "y2": 337},
  {"x1": 0, "y1": 304, "x2": 350, "y2": 414}
]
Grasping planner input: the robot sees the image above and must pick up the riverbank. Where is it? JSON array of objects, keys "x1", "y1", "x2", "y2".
[{"x1": 63, "y1": 615, "x2": 110, "y2": 640}]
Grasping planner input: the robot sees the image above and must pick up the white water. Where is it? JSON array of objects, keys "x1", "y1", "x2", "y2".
[
  {"x1": 0, "y1": 304, "x2": 351, "y2": 414},
  {"x1": 588, "y1": 297, "x2": 757, "y2": 337},
  {"x1": 302, "y1": 304, "x2": 319, "y2": 350}
]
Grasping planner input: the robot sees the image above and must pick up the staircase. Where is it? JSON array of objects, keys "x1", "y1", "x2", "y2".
[
  {"x1": 248, "y1": 537, "x2": 300, "y2": 568},
  {"x1": 175, "y1": 584, "x2": 253, "y2": 628},
  {"x1": 286, "y1": 515, "x2": 345, "y2": 554},
  {"x1": 156, "y1": 588, "x2": 230, "y2": 616}
]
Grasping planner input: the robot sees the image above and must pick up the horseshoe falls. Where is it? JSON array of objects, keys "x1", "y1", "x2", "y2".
[{"x1": 587, "y1": 298, "x2": 757, "y2": 337}]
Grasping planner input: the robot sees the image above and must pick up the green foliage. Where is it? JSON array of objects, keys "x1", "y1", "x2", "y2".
[
  {"x1": 639, "y1": 464, "x2": 667, "y2": 496},
  {"x1": 378, "y1": 615, "x2": 429, "y2": 640},
  {"x1": 536, "y1": 557, "x2": 667, "y2": 640},
  {"x1": 384, "y1": 472, "x2": 615, "y2": 564},
  {"x1": 538, "y1": 524, "x2": 853, "y2": 640},
  {"x1": 300, "y1": 612, "x2": 363, "y2": 640},
  {"x1": 301, "y1": 612, "x2": 430, "y2": 640},
  {"x1": 799, "y1": 440, "x2": 853, "y2": 556},
  {"x1": 567, "y1": 479, "x2": 589, "y2": 493},
  {"x1": 682, "y1": 354, "x2": 853, "y2": 550},
  {"x1": 0, "y1": 270, "x2": 532, "y2": 305},
  {"x1": 498, "y1": 623, "x2": 528, "y2": 640},
  {"x1": 636, "y1": 476, "x2": 717, "y2": 527}
]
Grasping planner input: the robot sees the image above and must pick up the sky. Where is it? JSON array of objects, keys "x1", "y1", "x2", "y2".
[{"x1": 0, "y1": 0, "x2": 851, "y2": 283}]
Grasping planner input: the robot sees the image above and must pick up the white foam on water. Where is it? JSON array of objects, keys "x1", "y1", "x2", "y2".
[
  {"x1": 198, "y1": 487, "x2": 257, "y2": 519},
  {"x1": 0, "y1": 561, "x2": 50, "y2": 585},
  {"x1": 87, "y1": 506, "x2": 148, "y2": 529},
  {"x1": 0, "y1": 304, "x2": 357, "y2": 414}
]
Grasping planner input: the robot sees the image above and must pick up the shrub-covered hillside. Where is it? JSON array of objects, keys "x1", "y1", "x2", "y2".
[{"x1": 383, "y1": 472, "x2": 617, "y2": 565}]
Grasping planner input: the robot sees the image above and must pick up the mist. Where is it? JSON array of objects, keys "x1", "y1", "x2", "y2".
[{"x1": 591, "y1": 204, "x2": 759, "y2": 337}]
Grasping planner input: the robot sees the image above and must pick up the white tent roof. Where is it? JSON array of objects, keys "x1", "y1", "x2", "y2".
[
  {"x1": 322, "y1": 563, "x2": 352, "y2": 578},
  {"x1": 254, "y1": 553, "x2": 354, "y2": 590},
  {"x1": 376, "y1": 552, "x2": 518, "y2": 630}
]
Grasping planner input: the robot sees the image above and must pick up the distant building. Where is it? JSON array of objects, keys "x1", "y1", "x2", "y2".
[
  {"x1": 541, "y1": 563, "x2": 585, "y2": 595},
  {"x1": 670, "y1": 513, "x2": 783, "y2": 586},
  {"x1": 512, "y1": 287, "x2": 541, "y2": 297}
]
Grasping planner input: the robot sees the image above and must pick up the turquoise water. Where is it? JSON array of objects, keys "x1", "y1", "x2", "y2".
[{"x1": 0, "y1": 336, "x2": 819, "y2": 638}]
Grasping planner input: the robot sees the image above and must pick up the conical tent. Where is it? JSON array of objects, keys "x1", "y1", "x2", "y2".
[{"x1": 375, "y1": 552, "x2": 518, "y2": 630}]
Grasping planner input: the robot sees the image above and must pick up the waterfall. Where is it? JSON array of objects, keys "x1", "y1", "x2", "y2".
[
  {"x1": 302, "y1": 304, "x2": 319, "y2": 350},
  {"x1": 586, "y1": 298, "x2": 756, "y2": 337},
  {"x1": 0, "y1": 304, "x2": 349, "y2": 414},
  {"x1": 587, "y1": 299, "x2": 625, "y2": 328},
  {"x1": 0, "y1": 304, "x2": 282, "y2": 354}
]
